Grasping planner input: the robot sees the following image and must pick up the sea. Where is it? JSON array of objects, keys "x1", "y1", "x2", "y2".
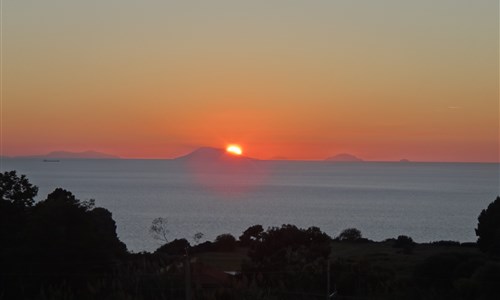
[{"x1": 1, "y1": 159, "x2": 499, "y2": 252}]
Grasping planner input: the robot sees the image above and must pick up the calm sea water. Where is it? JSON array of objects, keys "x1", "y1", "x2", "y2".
[{"x1": 2, "y1": 159, "x2": 499, "y2": 252}]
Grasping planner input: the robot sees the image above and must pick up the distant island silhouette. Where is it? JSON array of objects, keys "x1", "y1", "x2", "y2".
[
  {"x1": 17, "y1": 151, "x2": 120, "y2": 160},
  {"x1": 325, "y1": 153, "x2": 364, "y2": 162},
  {"x1": 175, "y1": 147, "x2": 256, "y2": 163},
  {"x1": 270, "y1": 156, "x2": 288, "y2": 160}
]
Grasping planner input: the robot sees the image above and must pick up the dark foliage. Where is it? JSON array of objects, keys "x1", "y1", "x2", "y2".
[
  {"x1": 27, "y1": 188, "x2": 127, "y2": 261},
  {"x1": 330, "y1": 259, "x2": 396, "y2": 297},
  {"x1": 214, "y1": 233, "x2": 237, "y2": 251},
  {"x1": 2, "y1": 173, "x2": 500, "y2": 299},
  {"x1": 150, "y1": 216, "x2": 170, "y2": 243},
  {"x1": 471, "y1": 261, "x2": 500, "y2": 298},
  {"x1": 191, "y1": 240, "x2": 214, "y2": 253},
  {"x1": 156, "y1": 238, "x2": 190, "y2": 255},
  {"x1": 415, "y1": 252, "x2": 466, "y2": 289},
  {"x1": 0, "y1": 171, "x2": 39, "y2": 248},
  {"x1": 393, "y1": 235, "x2": 415, "y2": 254},
  {"x1": 476, "y1": 196, "x2": 500, "y2": 255},
  {"x1": 239, "y1": 224, "x2": 264, "y2": 246},
  {"x1": 413, "y1": 251, "x2": 500, "y2": 299},
  {"x1": 242, "y1": 225, "x2": 332, "y2": 298},
  {"x1": 430, "y1": 240, "x2": 461, "y2": 247},
  {"x1": 249, "y1": 225, "x2": 331, "y2": 265},
  {"x1": 0, "y1": 179, "x2": 128, "y2": 299},
  {"x1": 0, "y1": 170, "x2": 38, "y2": 208},
  {"x1": 337, "y1": 227, "x2": 362, "y2": 242},
  {"x1": 461, "y1": 242, "x2": 478, "y2": 248}
]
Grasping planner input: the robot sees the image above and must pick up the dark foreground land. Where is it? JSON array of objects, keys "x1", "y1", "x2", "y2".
[{"x1": 1, "y1": 171, "x2": 499, "y2": 300}]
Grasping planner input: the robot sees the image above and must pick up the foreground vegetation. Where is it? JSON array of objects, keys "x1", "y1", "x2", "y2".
[{"x1": 1, "y1": 171, "x2": 499, "y2": 299}]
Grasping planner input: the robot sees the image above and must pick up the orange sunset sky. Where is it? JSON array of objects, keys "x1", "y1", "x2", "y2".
[{"x1": 1, "y1": 1, "x2": 499, "y2": 162}]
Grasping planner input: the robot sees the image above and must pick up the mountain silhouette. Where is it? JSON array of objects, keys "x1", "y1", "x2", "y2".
[
  {"x1": 325, "y1": 153, "x2": 363, "y2": 162},
  {"x1": 20, "y1": 151, "x2": 120, "y2": 159},
  {"x1": 175, "y1": 147, "x2": 256, "y2": 163}
]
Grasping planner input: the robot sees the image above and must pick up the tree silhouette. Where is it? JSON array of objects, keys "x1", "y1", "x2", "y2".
[
  {"x1": 249, "y1": 224, "x2": 331, "y2": 265},
  {"x1": 239, "y1": 224, "x2": 264, "y2": 246},
  {"x1": 193, "y1": 232, "x2": 204, "y2": 244},
  {"x1": 27, "y1": 188, "x2": 127, "y2": 261},
  {"x1": 337, "y1": 228, "x2": 362, "y2": 242},
  {"x1": 244, "y1": 225, "x2": 332, "y2": 297},
  {"x1": 476, "y1": 196, "x2": 500, "y2": 255},
  {"x1": 214, "y1": 233, "x2": 237, "y2": 251},
  {"x1": 150, "y1": 217, "x2": 170, "y2": 243},
  {"x1": 0, "y1": 170, "x2": 38, "y2": 208},
  {"x1": 0, "y1": 171, "x2": 38, "y2": 247},
  {"x1": 1, "y1": 187, "x2": 127, "y2": 298},
  {"x1": 156, "y1": 238, "x2": 190, "y2": 255},
  {"x1": 393, "y1": 235, "x2": 415, "y2": 254}
]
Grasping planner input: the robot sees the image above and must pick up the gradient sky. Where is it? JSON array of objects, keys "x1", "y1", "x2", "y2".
[{"x1": 2, "y1": 0, "x2": 499, "y2": 161}]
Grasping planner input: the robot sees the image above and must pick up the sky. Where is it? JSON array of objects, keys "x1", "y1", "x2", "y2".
[{"x1": 1, "y1": 0, "x2": 499, "y2": 162}]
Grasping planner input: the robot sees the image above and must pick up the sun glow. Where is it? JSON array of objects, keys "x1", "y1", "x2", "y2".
[{"x1": 226, "y1": 145, "x2": 243, "y2": 156}]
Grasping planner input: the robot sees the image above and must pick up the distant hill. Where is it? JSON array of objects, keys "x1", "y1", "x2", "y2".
[
  {"x1": 325, "y1": 153, "x2": 364, "y2": 162},
  {"x1": 270, "y1": 156, "x2": 289, "y2": 160},
  {"x1": 21, "y1": 151, "x2": 120, "y2": 159},
  {"x1": 399, "y1": 158, "x2": 411, "y2": 163},
  {"x1": 175, "y1": 147, "x2": 256, "y2": 163}
]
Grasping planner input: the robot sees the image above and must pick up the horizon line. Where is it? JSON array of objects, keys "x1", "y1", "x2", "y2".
[{"x1": 1, "y1": 156, "x2": 498, "y2": 164}]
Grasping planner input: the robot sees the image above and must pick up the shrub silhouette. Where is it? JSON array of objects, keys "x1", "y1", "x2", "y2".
[{"x1": 475, "y1": 196, "x2": 500, "y2": 255}]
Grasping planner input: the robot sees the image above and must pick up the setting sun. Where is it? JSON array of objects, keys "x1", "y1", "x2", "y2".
[{"x1": 226, "y1": 145, "x2": 243, "y2": 156}]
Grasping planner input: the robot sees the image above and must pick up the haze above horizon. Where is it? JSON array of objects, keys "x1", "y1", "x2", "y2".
[{"x1": 2, "y1": 1, "x2": 498, "y2": 162}]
